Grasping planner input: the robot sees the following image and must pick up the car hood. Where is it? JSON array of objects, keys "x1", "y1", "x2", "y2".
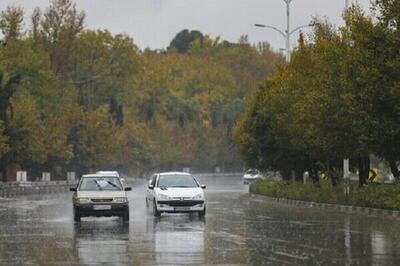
[
  {"x1": 154, "y1": 187, "x2": 204, "y2": 197},
  {"x1": 77, "y1": 191, "x2": 126, "y2": 198}
]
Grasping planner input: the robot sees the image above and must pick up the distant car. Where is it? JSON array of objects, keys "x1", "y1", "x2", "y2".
[
  {"x1": 96, "y1": 171, "x2": 124, "y2": 184},
  {"x1": 243, "y1": 169, "x2": 263, "y2": 184},
  {"x1": 70, "y1": 174, "x2": 132, "y2": 222},
  {"x1": 146, "y1": 172, "x2": 206, "y2": 217}
]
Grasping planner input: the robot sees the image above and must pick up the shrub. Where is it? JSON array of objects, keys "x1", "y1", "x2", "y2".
[{"x1": 251, "y1": 180, "x2": 400, "y2": 210}]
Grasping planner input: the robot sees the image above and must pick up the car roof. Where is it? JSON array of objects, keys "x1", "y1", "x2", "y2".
[
  {"x1": 96, "y1": 171, "x2": 119, "y2": 177},
  {"x1": 246, "y1": 169, "x2": 259, "y2": 172},
  {"x1": 158, "y1": 172, "x2": 191, "y2": 176},
  {"x1": 82, "y1": 174, "x2": 119, "y2": 178}
]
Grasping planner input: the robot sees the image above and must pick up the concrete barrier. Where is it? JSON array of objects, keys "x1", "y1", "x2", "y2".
[
  {"x1": 0, "y1": 180, "x2": 78, "y2": 198},
  {"x1": 42, "y1": 172, "x2": 51, "y2": 182}
]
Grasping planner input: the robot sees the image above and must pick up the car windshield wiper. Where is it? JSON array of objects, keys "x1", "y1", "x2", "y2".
[
  {"x1": 106, "y1": 181, "x2": 120, "y2": 189},
  {"x1": 94, "y1": 180, "x2": 103, "y2": 191}
]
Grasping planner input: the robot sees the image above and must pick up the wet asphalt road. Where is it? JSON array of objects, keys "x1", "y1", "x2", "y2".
[{"x1": 1, "y1": 175, "x2": 400, "y2": 265}]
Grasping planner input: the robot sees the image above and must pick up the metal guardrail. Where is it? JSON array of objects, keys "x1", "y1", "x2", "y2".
[{"x1": 0, "y1": 180, "x2": 78, "y2": 198}]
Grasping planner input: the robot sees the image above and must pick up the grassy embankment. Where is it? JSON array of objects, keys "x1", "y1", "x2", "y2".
[{"x1": 250, "y1": 180, "x2": 400, "y2": 210}]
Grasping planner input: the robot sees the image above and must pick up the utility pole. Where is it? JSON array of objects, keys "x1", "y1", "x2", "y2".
[
  {"x1": 343, "y1": 0, "x2": 350, "y2": 190},
  {"x1": 284, "y1": 0, "x2": 292, "y2": 61}
]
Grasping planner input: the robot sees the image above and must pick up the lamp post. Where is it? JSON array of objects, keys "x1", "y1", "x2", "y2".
[
  {"x1": 285, "y1": 0, "x2": 291, "y2": 61},
  {"x1": 255, "y1": 0, "x2": 313, "y2": 61},
  {"x1": 343, "y1": 0, "x2": 351, "y2": 188}
]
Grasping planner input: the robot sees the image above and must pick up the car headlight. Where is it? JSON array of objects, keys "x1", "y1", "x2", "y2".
[
  {"x1": 192, "y1": 194, "x2": 203, "y2": 200},
  {"x1": 158, "y1": 194, "x2": 170, "y2": 200},
  {"x1": 113, "y1": 197, "x2": 127, "y2": 203},
  {"x1": 77, "y1": 198, "x2": 90, "y2": 203}
]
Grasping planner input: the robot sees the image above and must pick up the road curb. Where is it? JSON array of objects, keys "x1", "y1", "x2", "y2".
[{"x1": 250, "y1": 193, "x2": 400, "y2": 219}]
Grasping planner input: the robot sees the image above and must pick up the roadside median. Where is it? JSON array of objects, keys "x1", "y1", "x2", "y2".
[{"x1": 250, "y1": 180, "x2": 400, "y2": 218}]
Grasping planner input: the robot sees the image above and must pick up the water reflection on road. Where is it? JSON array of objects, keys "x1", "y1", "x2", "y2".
[
  {"x1": 1, "y1": 175, "x2": 400, "y2": 265},
  {"x1": 74, "y1": 220, "x2": 130, "y2": 265}
]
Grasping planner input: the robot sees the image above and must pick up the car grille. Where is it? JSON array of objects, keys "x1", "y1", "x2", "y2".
[
  {"x1": 158, "y1": 200, "x2": 204, "y2": 207},
  {"x1": 172, "y1": 197, "x2": 192, "y2": 200},
  {"x1": 91, "y1": 198, "x2": 113, "y2": 203}
]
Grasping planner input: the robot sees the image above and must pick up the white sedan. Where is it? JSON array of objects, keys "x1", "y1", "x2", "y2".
[
  {"x1": 146, "y1": 172, "x2": 206, "y2": 217},
  {"x1": 243, "y1": 169, "x2": 263, "y2": 184}
]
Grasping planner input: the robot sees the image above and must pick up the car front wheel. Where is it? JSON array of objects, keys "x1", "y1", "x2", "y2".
[
  {"x1": 153, "y1": 200, "x2": 160, "y2": 217},
  {"x1": 122, "y1": 209, "x2": 130, "y2": 222},
  {"x1": 74, "y1": 209, "x2": 81, "y2": 222},
  {"x1": 198, "y1": 206, "x2": 206, "y2": 218}
]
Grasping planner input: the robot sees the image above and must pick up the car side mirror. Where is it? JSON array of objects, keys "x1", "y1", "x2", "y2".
[
  {"x1": 148, "y1": 185, "x2": 154, "y2": 190},
  {"x1": 201, "y1": 185, "x2": 206, "y2": 189},
  {"x1": 124, "y1": 187, "x2": 132, "y2": 191},
  {"x1": 70, "y1": 187, "x2": 76, "y2": 192}
]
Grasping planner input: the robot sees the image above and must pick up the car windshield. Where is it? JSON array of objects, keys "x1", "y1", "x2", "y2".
[
  {"x1": 157, "y1": 174, "x2": 198, "y2": 188},
  {"x1": 79, "y1": 176, "x2": 122, "y2": 191},
  {"x1": 246, "y1": 169, "x2": 259, "y2": 175}
]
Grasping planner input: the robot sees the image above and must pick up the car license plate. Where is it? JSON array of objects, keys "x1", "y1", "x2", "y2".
[
  {"x1": 174, "y1": 207, "x2": 191, "y2": 211},
  {"x1": 93, "y1": 205, "x2": 111, "y2": 210}
]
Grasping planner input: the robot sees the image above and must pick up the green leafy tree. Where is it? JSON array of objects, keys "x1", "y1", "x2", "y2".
[
  {"x1": 0, "y1": 6, "x2": 24, "y2": 42},
  {"x1": 69, "y1": 106, "x2": 120, "y2": 173},
  {"x1": 72, "y1": 30, "x2": 140, "y2": 110},
  {"x1": 33, "y1": 0, "x2": 85, "y2": 76}
]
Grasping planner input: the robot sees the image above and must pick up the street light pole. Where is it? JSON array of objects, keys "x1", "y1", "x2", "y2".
[
  {"x1": 256, "y1": 0, "x2": 313, "y2": 62},
  {"x1": 343, "y1": 0, "x2": 350, "y2": 187},
  {"x1": 284, "y1": 0, "x2": 292, "y2": 61}
]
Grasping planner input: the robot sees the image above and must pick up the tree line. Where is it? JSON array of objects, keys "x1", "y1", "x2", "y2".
[
  {"x1": 234, "y1": 1, "x2": 400, "y2": 186},
  {"x1": 0, "y1": 0, "x2": 283, "y2": 180}
]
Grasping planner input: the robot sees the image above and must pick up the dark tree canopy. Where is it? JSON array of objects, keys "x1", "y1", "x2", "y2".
[{"x1": 168, "y1": 29, "x2": 204, "y2": 53}]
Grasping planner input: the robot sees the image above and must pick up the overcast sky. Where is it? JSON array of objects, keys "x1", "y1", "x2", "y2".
[{"x1": 0, "y1": 0, "x2": 372, "y2": 51}]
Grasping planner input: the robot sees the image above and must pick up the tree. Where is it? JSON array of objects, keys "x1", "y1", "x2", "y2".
[
  {"x1": 0, "y1": 6, "x2": 24, "y2": 42},
  {"x1": 233, "y1": 81, "x2": 309, "y2": 181},
  {"x1": 33, "y1": 0, "x2": 85, "y2": 76},
  {"x1": 168, "y1": 29, "x2": 204, "y2": 53},
  {"x1": 0, "y1": 72, "x2": 21, "y2": 123},
  {"x1": 0, "y1": 2, "x2": 284, "y2": 177},
  {"x1": 370, "y1": 0, "x2": 400, "y2": 180},
  {"x1": 1, "y1": 97, "x2": 47, "y2": 181},
  {"x1": 374, "y1": 0, "x2": 400, "y2": 29},
  {"x1": 0, "y1": 122, "x2": 9, "y2": 158},
  {"x1": 69, "y1": 106, "x2": 121, "y2": 173},
  {"x1": 234, "y1": 6, "x2": 400, "y2": 186},
  {"x1": 72, "y1": 30, "x2": 140, "y2": 110}
]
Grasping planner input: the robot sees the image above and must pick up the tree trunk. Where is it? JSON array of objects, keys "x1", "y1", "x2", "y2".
[
  {"x1": 358, "y1": 156, "x2": 369, "y2": 187},
  {"x1": 295, "y1": 169, "x2": 304, "y2": 182},
  {"x1": 309, "y1": 165, "x2": 319, "y2": 183},
  {"x1": 281, "y1": 168, "x2": 291, "y2": 182},
  {"x1": 0, "y1": 165, "x2": 6, "y2": 182},
  {"x1": 328, "y1": 160, "x2": 338, "y2": 186},
  {"x1": 330, "y1": 172, "x2": 338, "y2": 186},
  {"x1": 389, "y1": 159, "x2": 400, "y2": 181}
]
